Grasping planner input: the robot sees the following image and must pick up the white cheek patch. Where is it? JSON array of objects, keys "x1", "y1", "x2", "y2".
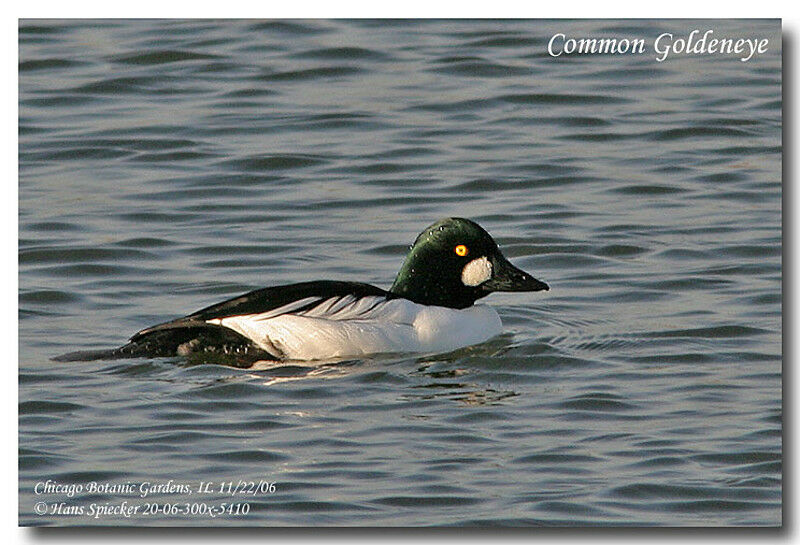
[{"x1": 461, "y1": 256, "x2": 492, "y2": 287}]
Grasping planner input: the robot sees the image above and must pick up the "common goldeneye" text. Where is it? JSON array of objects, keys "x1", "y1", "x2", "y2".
[{"x1": 547, "y1": 29, "x2": 770, "y2": 62}]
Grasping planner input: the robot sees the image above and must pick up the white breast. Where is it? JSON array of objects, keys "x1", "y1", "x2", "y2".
[{"x1": 207, "y1": 296, "x2": 502, "y2": 361}]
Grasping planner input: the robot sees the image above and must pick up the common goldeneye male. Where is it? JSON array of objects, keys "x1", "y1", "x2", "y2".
[{"x1": 55, "y1": 218, "x2": 548, "y2": 365}]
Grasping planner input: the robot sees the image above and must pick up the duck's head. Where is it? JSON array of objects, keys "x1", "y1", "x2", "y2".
[{"x1": 389, "y1": 218, "x2": 549, "y2": 309}]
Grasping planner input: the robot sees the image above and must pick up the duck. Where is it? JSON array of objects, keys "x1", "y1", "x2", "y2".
[{"x1": 54, "y1": 218, "x2": 549, "y2": 366}]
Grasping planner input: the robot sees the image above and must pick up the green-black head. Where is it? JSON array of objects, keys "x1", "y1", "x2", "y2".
[{"x1": 389, "y1": 218, "x2": 549, "y2": 309}]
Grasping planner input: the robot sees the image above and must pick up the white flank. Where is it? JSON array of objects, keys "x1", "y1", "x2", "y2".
[
  {"x1": 461, "y1": 256, "x2": 492, "y2": 287},
  {"x1": 207, "y1": 296, "x2": 502, "y2": 361}
]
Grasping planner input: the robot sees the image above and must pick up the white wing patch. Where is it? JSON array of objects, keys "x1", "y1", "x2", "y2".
[
  {"x1": 206, "y1": 294, "x2": 502, "y2": 361},
  {"x1": 205, "y1": 295, "x2": 392, "y2": 325},
  {"x1": 237, "y1": 296, "x2": 321, "y2": 322},
  {"x1": 295, "y1": 294, "x2": 392, "y2": 321}
]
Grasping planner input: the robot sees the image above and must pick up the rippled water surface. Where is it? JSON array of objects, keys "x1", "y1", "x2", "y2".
[{"x1": 19, "y1": 19, "x2": 781, "y2": 526}]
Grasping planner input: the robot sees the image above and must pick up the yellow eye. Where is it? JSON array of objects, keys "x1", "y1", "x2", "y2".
[{"x1": 454, "y1": 244, "x2": 468, "y2": 257}]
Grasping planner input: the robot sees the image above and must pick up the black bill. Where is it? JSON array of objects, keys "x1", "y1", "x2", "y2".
[{"x1": 482, "y1": 254, "x2": 549, "y2": 292}]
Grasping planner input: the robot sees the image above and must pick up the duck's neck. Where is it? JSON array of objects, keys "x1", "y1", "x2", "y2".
[{"x1": 390, "y1": 269, "x2": 481, "y2": 309}]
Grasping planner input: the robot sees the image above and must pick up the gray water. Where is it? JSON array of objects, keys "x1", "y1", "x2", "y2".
[{"x1": 19, "y1": 19, "x2": 781, "y2": 526}]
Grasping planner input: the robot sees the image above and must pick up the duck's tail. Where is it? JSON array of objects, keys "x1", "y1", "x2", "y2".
[
  {"x1": 51, "y1": 325, "x2": 277, "y2": 366},
  {"x1": 51, "y1": 342, "x2": 152, "y2": 362}
]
